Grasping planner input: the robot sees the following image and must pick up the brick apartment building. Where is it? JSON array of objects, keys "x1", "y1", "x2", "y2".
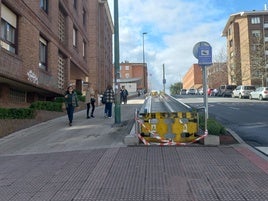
[
  {"x1": 222, "y1": 9, "x2": 268, "y2": 87},
  {"x1": 182, "y1": 64, "x2": 202, "y2": 90},
  {"x1": 0, "y1": 0, "x2": 113, "y2": 107},
  {"x1": 118, "y1": 62, "x2": 148, "y2": 93}
]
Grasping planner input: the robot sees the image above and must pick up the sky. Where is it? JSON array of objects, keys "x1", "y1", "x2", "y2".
[{"x1": 107, "y1": 0, "x2": 268, "y2": 93}]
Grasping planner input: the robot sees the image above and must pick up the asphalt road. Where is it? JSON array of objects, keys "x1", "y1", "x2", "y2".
[{"x1": 178, "y1": 95, "x2": 268, "y2": 154}]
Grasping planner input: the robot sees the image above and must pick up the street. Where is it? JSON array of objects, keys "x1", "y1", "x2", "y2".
[{"x1": 178, "y1": 95, "x2": 268, "y2": 155}]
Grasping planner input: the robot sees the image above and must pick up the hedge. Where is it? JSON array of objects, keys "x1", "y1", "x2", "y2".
[{"x1": 0, "y1": 108, "x2": 35, "y2": 119}]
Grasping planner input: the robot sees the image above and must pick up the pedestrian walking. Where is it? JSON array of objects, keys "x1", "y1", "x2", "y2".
[
  {"x1": 64, "y1": 85, "x2": 78, "y2": 126},
  {"x1": 85, "y1": 83, "x2": 96, "y2": 118},
  {"x1": 103, "y1": 84, "x2": 115, "y2": 118},
  {"x1": 120, "y1": 85, "x2": 128, "y2": 104}
]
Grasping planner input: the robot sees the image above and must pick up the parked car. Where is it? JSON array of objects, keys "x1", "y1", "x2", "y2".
[
  {"x1": 207, "y1": 88, "x2": 213, "y2": 96},
  {"x1": 218, "y1": 85, "x2": 237, "y2": 97},
  {"x1": 187, "y1": 88, "x2": 197, "y2": 95},
  {"x1": 249, "y1": 87, "x2": 268, "y2": 100},
  {"x1": 180, "y1": 89, "x2": 187, "y2": 95},
  {"x1": 198, "y1": 88, "x2": 203, "y2": 95},
  {"x1": 232, "y1": 85, "x2": 256, "y2": 99}
]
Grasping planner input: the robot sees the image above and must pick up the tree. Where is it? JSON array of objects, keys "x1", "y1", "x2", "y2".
[{"x1": 169, "y1": 82, "x2": 183, "y2": 95}]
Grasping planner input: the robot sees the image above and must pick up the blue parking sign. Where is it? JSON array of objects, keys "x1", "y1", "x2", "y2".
[{"x1": 198, "y1": 45, "x2": 212, "y2": 66}]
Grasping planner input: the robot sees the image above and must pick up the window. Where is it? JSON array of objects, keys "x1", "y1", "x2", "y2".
[
  {"x1": 73, "y1": 0, "x2": 77, "y2": 9},
  {"x1": 252, "y1": 30, "x2": 261, "y2": 38},
  {"x1": 40, "y1": 0, "x2": 48, "y2": 13},
  {"x1": 73, "y1": 27, "x2": 77, "y2": 47},
  {"x1": 125, "y1": 73, "x2": 129, "y2": 78},
  {"x1": 0, "y1": 4, "x2": 17, "y2": 53},
  {"x1": 39, "y1": 36, "x2": 48, "y2": 70},
  {"x1": 229, "y1": 39, "x2": 233, "y2": 47},
  {"x1": 57, "y1": 53, "x2": 65, "y2": 89},
  {"x1": 82, "y1": 8, "x2": 86, "y2": 26},
  {"x1": 82, "y1": 40, "x2": 86, "y2": 57},
  {"x1": 125, "y1": 66, "x2": 129, "y2": 70},
  {"x1": 251, "y1": 17, "x2": 260, "y2": 24},
  {"x1": 58, "y1": 9, "x2": 65, "y2": 43},
  {"x1": 228, "y1": 28, "x2": 232, "y2": 36}
]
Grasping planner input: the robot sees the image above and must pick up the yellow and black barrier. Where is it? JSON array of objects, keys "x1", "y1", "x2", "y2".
[{"x1": 137, "y1": 111, "x2": 199, "y2": 144}]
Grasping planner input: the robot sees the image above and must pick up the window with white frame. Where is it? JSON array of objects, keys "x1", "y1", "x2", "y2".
[
  {"x1": 251, "y1": 17, "x2": 260, "y2": 24},
  {"x1": 125, "y1": 66, "x2": 129, "y2": 70},
  {"x1": 39, "y1": 36, "x2": 48, "y2": 70},
  {"x1": 0, "y1": 4, "x2": 17, "y2": 53}
]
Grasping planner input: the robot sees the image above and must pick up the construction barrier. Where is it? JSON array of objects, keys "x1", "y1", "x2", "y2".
[{"x1": 136, "y1": 111, "x2": 204, "y2": 145}]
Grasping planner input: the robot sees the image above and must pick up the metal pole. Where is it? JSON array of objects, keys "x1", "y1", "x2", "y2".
[
  {"x1": 202, "y1": 66, "x2": 208, "y2": 132},
  {"x1": 114, "y1": 0, "x2": 121, "y2": 124},
  {"x1": 142, "y1": 32, "x2": 147, "y2": 91},
  {"x1": 163, "y1": 64, "x2": 165, "y2": 93}
]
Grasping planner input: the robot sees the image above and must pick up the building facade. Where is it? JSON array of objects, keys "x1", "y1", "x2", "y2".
[
  {"x1": 222, "y1": 10, "x2": 268, "y2": 87},
  {"x1": 207, "y1": 62, "x2": 228, "y2": 89},
  {"x1": 118, "y1": 62, "x2": 148, "y2": 93},
  {"x1": 182, "y1": 64, "x2": 202, "y2": 90},
  {"x1": 0, "y1": 0, "x2": 113, "y2": 107}
]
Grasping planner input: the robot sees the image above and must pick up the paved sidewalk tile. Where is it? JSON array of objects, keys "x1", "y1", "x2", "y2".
[{"x1": 0, "y1": 146, "x2": 267, "y2": 201}]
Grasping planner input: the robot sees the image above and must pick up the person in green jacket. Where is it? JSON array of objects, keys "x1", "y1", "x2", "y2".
[{"x1": 64, "y1": 85, "x2": 78, "y2": 126}]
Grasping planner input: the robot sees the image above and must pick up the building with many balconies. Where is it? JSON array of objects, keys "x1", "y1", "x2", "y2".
[
  {"x1": 0, "y1": 0, "x2": 113, "y2": 107},
  {"x1": 222, "y1": 9, "x2": 268, "y2": 87}
]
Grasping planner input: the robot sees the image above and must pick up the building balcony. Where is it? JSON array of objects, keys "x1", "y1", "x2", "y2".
[{"x1": 264, "y1": 23, "x2": 268, "y2": 29}]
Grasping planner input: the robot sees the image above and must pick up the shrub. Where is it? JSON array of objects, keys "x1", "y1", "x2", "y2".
[
  {"x1": 30, "y1": 101, "x2": 62, "y2": 112},
  {"x1": 199, "y1": 114, "x2": 226, "y2": 135},
  {"x1": 0, "y1": 108, "x2": 35, "y2": 119}
]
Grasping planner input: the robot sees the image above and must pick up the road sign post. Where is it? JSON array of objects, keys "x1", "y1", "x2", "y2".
[{"x1": 193, "y1": 41, "x2": 212, "y2": 133}]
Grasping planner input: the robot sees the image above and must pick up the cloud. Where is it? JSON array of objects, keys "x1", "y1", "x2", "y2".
[{"x1": 108, "y1": 0, "x2": 238, "y2": 92}]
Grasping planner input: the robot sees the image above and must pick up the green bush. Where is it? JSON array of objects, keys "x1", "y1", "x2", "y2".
[
  {"x1": 199, "y1": 115, "x2": 226, "y2": 135},
  {"x1": 54, "y1": 97, "x2": 65, "y2": 103},
  {"x1": 0, "y1": 108, "x2": 35, "y2": 119},
  {"x1": 30, "y1": 101, "x2": 62, "y2": 112}
]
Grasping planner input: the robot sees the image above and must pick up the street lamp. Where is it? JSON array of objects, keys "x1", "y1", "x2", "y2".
[
  {"x1": 142, "y1": 32, "x2": 147, "y2": 65},
  {"x1": 142, "y1": 32, "x2": 147, "y2": 91}
]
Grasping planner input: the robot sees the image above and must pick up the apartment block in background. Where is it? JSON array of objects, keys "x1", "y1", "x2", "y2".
[
  {"x1": 222, "y1": 9, "x2": 268, "y2": 87},
  {"x1": 0, "y1": 0, "x2": 113, "y2": 107}
]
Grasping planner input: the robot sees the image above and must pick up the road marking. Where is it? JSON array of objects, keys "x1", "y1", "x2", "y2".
[
  {"x1": 229, "y1": 107, "x2": 240, "y2": 110},
  {"x1": 255, "y1": 147, "x2": 268, "y2": 156}
]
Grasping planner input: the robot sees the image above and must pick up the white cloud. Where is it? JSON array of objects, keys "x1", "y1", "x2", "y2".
[{"x1": 108, "y1": 0, "x2": 256, "y2": 93}]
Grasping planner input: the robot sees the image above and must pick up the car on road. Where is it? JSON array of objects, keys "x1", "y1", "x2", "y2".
[
  {"x1": 218, "y1": 84, "x2": 237, "y2": 97},
  {"x1": 232, "y1": 85, "x2": 256, "y2": 99},
  {"x1": 249, "y1": 87, "x2": 268, "y2": 100},
  {"x1": 180, "y1": 89, "x2": 187, "y2": 95},
  {"x1": 207, "y1": 88, "x2": 213, "y2": 96},
  {"x1": 187, "y1": 88, "x2": 197, "y2": 95}
]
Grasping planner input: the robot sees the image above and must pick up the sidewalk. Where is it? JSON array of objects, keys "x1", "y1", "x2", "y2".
[{"x1": 0, "y1": 97, "x2": 267, "y2": 201}]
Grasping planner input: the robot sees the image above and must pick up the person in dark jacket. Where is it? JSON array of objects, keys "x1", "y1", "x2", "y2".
[
  {"x1": 120, "y1": 86, "x2": 128, "y2": 104},
  {"x1": 103, "y1": 84, "x2": 115, "y2": 118},
  {"x1": 64, "y1": 85, "x2": 78, "y2": 126}
]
